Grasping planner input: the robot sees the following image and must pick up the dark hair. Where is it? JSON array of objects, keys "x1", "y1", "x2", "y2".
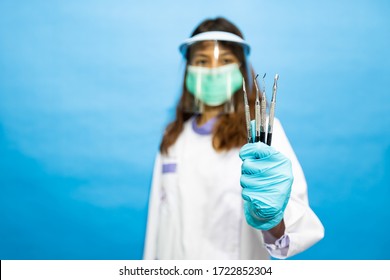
[
  {"x1": 160, "y1": 17, "x2": 256, "y2": 154},
  {"x1": 190, "y1": 17, "x2": 244, "y2": 38}
]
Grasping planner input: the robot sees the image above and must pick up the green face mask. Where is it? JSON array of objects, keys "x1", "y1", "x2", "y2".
[{"x1": 185, "y1": 63, "x2": 243, "y2": 106}]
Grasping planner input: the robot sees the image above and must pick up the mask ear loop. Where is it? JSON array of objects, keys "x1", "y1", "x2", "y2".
[
  {"x1": 195, "y1": 66, "x2": 204, "y2": 113},
  {"x1": 243, "y1": 59, "x2": 254, "y2": 94},
  {"x1": 224, "y1": 68, "x2": 234, "y2": 113}
]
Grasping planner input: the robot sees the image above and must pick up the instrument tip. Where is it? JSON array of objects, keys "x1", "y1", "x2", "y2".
[{"x1": 253, "y1": 74, "x2": 260, "y2": 93}]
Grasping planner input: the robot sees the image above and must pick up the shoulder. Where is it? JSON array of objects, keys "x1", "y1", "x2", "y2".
[
  {"x1": 269, "y1": 118, "x2": 297, "y2": 159},
  {"x1": 163, "y1": 117, "x2": 196, "y2": 157},
  {"x1": 273, "y1": 117, "x2": 285, "y2": 133}
]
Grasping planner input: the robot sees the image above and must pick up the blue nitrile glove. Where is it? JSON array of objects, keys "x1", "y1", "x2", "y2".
[{"x1": 239, "y1": 122, "x2": 293, "y2": 230}]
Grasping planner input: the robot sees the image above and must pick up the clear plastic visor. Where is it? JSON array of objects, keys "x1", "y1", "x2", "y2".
[
  {"x1": 181, "y1": 40, "x2": 248, "y2": 114},
  {"x1": 188, "y1": 40, "x2": 241, "y2": 68}
]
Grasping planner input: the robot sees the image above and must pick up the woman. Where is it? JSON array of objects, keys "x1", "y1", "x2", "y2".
[{"x1": 144, "y1": 17, "x2": 324, "y2": 259}]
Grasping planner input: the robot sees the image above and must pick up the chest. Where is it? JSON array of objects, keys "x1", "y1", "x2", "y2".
[{"x1": 163, "y1": 132, "x2": 241, "y2": 205}]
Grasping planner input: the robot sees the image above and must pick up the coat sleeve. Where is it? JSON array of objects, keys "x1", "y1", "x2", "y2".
[
  {"x1": 264, "y1": 118, "x2": 324, "y2": 258},
  {"x1": 143, "y1": 153, "x2": 162, "y2": 260}
]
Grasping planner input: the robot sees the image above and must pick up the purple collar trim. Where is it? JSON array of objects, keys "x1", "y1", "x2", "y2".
[{"x1": 191, "y1": 116, "x2": 218, "y2": 135}]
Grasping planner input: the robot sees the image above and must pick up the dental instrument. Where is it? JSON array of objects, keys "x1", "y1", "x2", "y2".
[
  {"x1": 266, "y1": 74, "x2": 279, "y2": 146},
  {"x1": 253, "y1": 74, "x2": 261, "y2": 143},
  {"x1": 260, "y1": 73, "x2": 267, "y2": 143},
  {"x1": 242, "y1": 78, "x2": 253, "y2": 143}
]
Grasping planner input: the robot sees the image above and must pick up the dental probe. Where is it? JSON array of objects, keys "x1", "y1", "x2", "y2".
[
  {"x1": 267, "y1": 74, "x2": 279, "y2": 146},
  {"x1": 260, "y1": 73, "x2": 267, "y2": 143},
  {"x1": 253, "y1": 74, "x2": 261, "y2": 142},
  {"x1": 242, "y1": 78, "x2": 253, "y2": 143}
]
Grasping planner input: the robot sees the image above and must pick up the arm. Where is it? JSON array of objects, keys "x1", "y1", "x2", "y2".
[
  {"x1": 266, "y1": 219, "x2": 285, "y2": 239},
  {"x1": 240, "y1": 119, "x2": 324, "y2": 259},
  {"x1": 267, "y1": 119, "x2": 324, "y2": 258},
  {"x1": 143, "y1": 153, "x2": 162, "y2": 260}
]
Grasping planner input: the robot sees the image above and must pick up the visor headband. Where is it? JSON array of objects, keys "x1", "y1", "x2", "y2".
[{"x1": 179, "y1": 31, "x2": 251, "y2": 56}]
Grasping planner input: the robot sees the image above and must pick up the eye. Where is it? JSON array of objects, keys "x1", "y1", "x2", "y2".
[
  {"x1": 220, "y1": 54, "x2": 237, "y2": 65},
  {"x1": 222, "y1": 58, "x2": 234, "y2": 65},
  {"x1": 193, "y1": 58, "x2": 208, "y2": 66}
]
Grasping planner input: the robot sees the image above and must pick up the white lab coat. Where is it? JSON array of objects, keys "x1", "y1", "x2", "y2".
[{"x1": 143, "y1": 117, "x2": 324, "y2": 259}]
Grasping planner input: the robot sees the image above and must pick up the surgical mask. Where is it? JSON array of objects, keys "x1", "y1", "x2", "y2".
[{"x1": 185, "y1": 63, "x2": 243, "y2": 106}]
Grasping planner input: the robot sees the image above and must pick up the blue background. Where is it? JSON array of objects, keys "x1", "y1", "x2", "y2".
[{"x1": 0, "y1": 0, "x2": 389, "y2": 259}]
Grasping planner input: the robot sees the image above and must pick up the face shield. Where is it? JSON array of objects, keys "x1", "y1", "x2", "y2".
[{"x1": 179, "y1": 31, "x2": 251, "y2": 114}]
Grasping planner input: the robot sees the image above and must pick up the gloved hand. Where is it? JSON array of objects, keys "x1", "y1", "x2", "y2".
[{"x1": 239, "y1": 129, "x2": 293, "y2": 231}]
